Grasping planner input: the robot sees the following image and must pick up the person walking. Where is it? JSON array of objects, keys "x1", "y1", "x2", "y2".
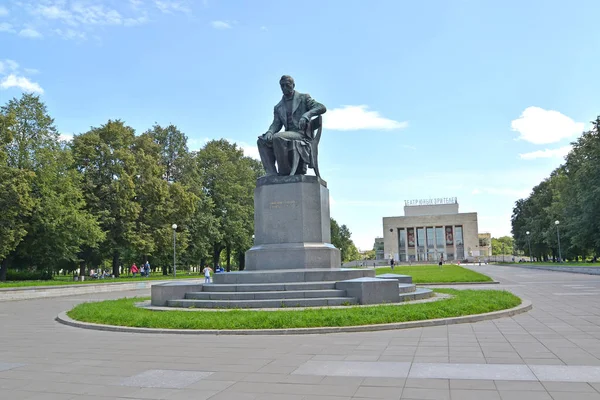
[
  {"x1": 390, "y1": 258, "x2": 395, "y2": 271},
  {"x1": 438, "y1": 255, "x2": 444, "y2": 269},
  {"x1": 131, "y1": 263, "x2": 139, "y2": 277}
]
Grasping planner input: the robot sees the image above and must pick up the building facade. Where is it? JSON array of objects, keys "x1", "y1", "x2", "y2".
[{"x1": 383, "y1": 198, "x2": 481, "y2": 262}]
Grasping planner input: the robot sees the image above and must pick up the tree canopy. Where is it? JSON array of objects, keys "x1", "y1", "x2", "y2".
[
  {"x1": 511, "y1": 116, "x2": 600, "y2": 261},
  {"x1": 0, "y1": 94, "x2": 361, "y2": 280}
]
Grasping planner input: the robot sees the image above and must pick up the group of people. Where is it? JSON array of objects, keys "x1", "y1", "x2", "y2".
[
  {"x1": 131, "y1": 261, "x2": 151, "y2": 277},
  {"x1": 89, "y1": 269, "x2": 112, "y2": 279}
]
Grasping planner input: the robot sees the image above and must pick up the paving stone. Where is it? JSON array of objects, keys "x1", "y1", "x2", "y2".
[{"x1": 120, "y1": 369, "x2": 213, "y2": 388}]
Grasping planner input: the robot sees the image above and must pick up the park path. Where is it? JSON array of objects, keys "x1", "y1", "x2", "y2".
[{"x1": 2, "y1": 264, "x2": 600, "y2": 399}]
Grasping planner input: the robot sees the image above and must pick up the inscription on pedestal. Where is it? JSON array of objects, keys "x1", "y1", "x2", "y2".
[{"x1": 268, "y1": 200, "x2": 296, "y2": 209}]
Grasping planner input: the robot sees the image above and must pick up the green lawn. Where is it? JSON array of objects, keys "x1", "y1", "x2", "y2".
[
  {"x1": 0, "y1": 273, "x2": 204, "y2": 289},
  {"x1": 375, "y1": 265, "x2": 493, "y2": 283},
  {"x1": 66, "y1": 289, "x2": 520, "y2": 330}
]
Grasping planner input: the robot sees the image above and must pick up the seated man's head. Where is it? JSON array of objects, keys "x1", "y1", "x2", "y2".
[{"x1": 280, "y1": 75, "x2": 295, "y2": 97}]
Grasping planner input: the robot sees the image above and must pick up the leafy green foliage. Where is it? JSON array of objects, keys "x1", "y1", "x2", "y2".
[
  {"x1": 0, "y1": 94, "x2": 362, "y2": 281},
  {"x1": 331, "y1": 218, "x2": 359, "y2": 262},
  {"x1": 512, "y1": 116, "x2": 600, "y2": 261}
]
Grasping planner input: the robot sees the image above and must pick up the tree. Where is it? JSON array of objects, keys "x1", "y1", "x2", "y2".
[
  {"x1": 492, "y1": 236, "x2": 514, "y2": 256},
  {"x1": 145, "y1": 124, "x2": 188, "y2": 183},
  {"x1": 1, "y1": 94, "x2": 102, "y2": 277},
  {"x1": 72, "y1": 120, "x2": 140, "y2": 276},
  {"x1": 331, "y1": 218, "x2": 358, "y2": 262},
  {"x1": 191, "y1": 140, "x2": 259, "y2": 270},
  {"x1": 0, "y1": 112, "x2": 34, "y2": 281}
]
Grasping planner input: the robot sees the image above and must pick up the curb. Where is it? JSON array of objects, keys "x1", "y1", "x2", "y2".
[
  {"x1": 417, "y1": 281, "x2": 499, "y2": 286},
  {"x1": 498, "y1": 264, "x2": 600, "y2": 276},
  {"x1": 55, "y1": 299, "x2": 532, "y2": 336}
]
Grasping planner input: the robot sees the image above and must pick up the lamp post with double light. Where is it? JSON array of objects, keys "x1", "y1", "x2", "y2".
[
  {"x1": 526, "y1": 231, "x2": 532, "y2": 262},
  {"x1": 555, "y1": 220, "x2": 562, "y2": 262},
  {"x1": 172, "y1": 224, "x2": 177, "y2": 277}
]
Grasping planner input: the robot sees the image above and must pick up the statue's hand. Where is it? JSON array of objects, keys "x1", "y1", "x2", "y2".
[
  {"x1": 262, "y1": 132, "x2": 273, "y2": 141},
  {"x1": 299, "y1": 116, "x2": 309, "y2": 131}
]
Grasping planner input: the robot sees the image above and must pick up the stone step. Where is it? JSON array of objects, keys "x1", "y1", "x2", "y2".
[
  {"x1": 212, "y1": 268, "x2": 374, "y2": 285},
  {"x1": 398, "y1": 283, "x2": 417, "y2": 294},
  {"x1": 185, "y1": 289, "x2": 347, "y2": 301},
  {"x1": 166, "y1": 297, "x2": 359, "y2": 309},
  {"x1": 202, "y1": 281, "x2": 337, "y2": 292},
  {"x1": 377, "y1": 274, "x2": 413, "y2": 284},
  {"x1": 398, "y1": 288, "x2": 434, "y2": 302}
]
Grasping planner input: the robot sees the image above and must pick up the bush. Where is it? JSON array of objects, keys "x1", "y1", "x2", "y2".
[{"x1": 6, "y1": 270, "x2": 53, "y2": 281}]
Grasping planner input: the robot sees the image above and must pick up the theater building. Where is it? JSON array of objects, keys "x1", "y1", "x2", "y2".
[{"x1": 382, "y1": 198, "x2": 481, "y2": 262}]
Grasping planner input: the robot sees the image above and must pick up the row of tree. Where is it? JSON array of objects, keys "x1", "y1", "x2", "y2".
[
  {"x1": 0, "y1": 94, "x2": 360, "y2": 281},
  {"x1": 511, "y1": 116, "x2": 600, "y2": 261}
]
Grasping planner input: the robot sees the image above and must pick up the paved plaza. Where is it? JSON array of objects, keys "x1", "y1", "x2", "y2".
[{"x1": 3, "y1": 264, "x2": 600, "y2": 399}]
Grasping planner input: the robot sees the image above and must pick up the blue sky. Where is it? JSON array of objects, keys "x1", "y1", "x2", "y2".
[{"x1": 1, "y1": 0, "x2": 599, "y2": 250}]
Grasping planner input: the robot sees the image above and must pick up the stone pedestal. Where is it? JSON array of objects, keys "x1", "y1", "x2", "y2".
[{"x1": 245, "y1": 175, "x2": 341, "y2": 270}]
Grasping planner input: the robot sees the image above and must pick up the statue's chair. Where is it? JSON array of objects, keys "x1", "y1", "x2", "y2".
[{"x1": 289, "y1": 115, "x2": 323, "y2": 178}]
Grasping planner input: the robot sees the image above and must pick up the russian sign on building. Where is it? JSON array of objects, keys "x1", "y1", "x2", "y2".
[{"x1": 404, "y1": 197, "x2": 457, "y2": 206}]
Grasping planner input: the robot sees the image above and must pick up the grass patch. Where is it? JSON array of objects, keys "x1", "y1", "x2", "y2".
[
  {"x1": 0, "y1": 274, "x2": 206, "y2": 289},
  {"x1": 375, "y1": 265, "x2": 493, "y2": 283},
  {"x1": 66, "y1": 289, "x2": 520, "y2": 330}
]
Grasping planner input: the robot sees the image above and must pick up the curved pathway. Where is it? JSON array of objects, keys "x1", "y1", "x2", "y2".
[{"x1": 3, "y1": 265, "x2": 600, "y2": 399}]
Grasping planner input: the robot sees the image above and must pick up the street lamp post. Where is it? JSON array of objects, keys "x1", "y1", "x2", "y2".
[
  {"x1": 172, "y1": 224, "x2": 177, "y2": 277},
  {"x1": 526, "y1": 231, "x2": 532, "y2": 262},
  {"x1": 502, "y1": 243, "x2": 505, "y2": 263},
  {"x1": 555, "y1": 220, "x2": 562, "y2": 262}
]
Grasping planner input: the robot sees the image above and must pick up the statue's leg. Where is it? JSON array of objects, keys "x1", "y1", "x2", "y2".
[
  {"x1": 273, "y1": 135, "x2": 291, "y2": 175},
  {"x1": 257, "y1": 137, "x2": 278, "y2": 175}
]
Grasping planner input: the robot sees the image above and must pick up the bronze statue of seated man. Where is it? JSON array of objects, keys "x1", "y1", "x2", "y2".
[{"x1": 257, "y1": 75, "x2": 326, "y2": 176}]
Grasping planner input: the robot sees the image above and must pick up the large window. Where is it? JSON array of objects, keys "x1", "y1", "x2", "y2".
[
  {"x1": 435, "y1": 227, "x2": 444, "y2": 248},
  {"x1": 426, "y1": 227, "x2": 434, "y2": 248},
  {"x1": 398, "y1": 229, "x2": 407, "y2": 262},
  {"x1": 417, "y1": 228, "x2": 426, "y2": 261}
]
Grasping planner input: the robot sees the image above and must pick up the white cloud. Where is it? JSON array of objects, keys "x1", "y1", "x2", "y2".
[
  {"x1": 154, "y1": 1, "x2": 191, "y2": 14},
  {"x1": 0, "y1": 22, "x2": 15, "y2": 33},
  {"x1": 0, "y1": 6, "x2": 9, "y2": 17},
  {"x1": 0, "y1": 74, "x2": 44, "y2": 94},
  {"x1": 472, "y1": 189, "x2": 481, "y2": 195},
  {"x1": 211, "y1": 20, "x2": 231, "y2": 29},
  {"x1": 59, "y1": 134, "x2": 74, "y2": 142},
  {"x1": 519, "y1": 145, "x2": 572, "y2": 160},
  {"x1": 19, "y1": 28, "x2": 42, "y2": 38},
  {"x1": 511, "y1": 106, "x2": 584, "y2": 144},
  {"x1": 324, "y1": 105, "x2": 408, "y2": 131},
  {"x1": 239, "y1": 143, "x2": 260, "y2": 160},
  {"x1": 24, "y1": 68, "x2": 39, "y2": 74},
  {"x1": 54, "y1": 28, "x2": 86, "y2": 40},
  {"x1": 0, "y1": 59, "x2": 19, "y2": 74}
]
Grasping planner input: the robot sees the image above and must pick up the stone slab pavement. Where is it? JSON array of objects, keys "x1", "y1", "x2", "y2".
[{"x1": 3, "y1": 265, "x2": 600, "y2": 399}]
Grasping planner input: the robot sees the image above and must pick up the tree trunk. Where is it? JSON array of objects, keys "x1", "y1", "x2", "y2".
[
  {"x1": 79, "y1": 260, "x2": 86, "y2": 278},
  {"x1": 0, "y1": 259, "x2": 7, "y2": 282},
  {"x1": 226, "y1": 244, "x2": 231, "y2": 272},
  {"x1": 162, "y1": 264, "x2": 168, "y2": 275},
  {"x1": 212, "y1": 243, "x2": 223, "y2": 268},
  {"x1": 112, "y1": 252, "x2": 120, "y2": 277}
]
